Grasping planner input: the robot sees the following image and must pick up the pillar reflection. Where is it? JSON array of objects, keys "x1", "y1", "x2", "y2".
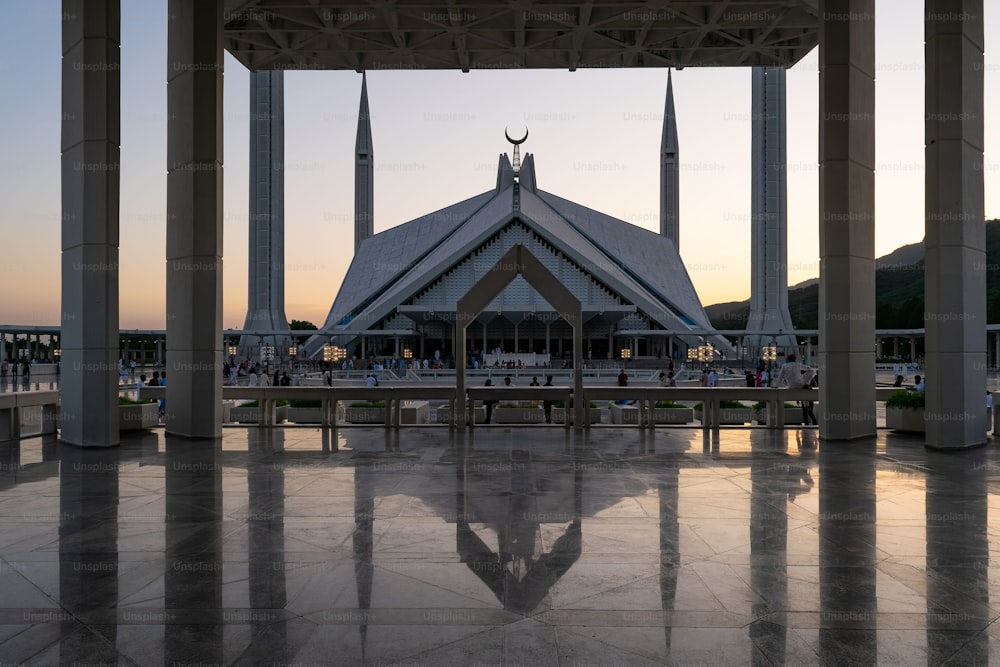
[
  {"x1": 248, "y1": 430, "x2": 288, "y2": 658},
  {"x1": 748, "y1": 431, "x2": 814, "y2": 666},
  {"x1": 817, "y1": 441, "x2": 877, "y2": 663},
  {"x1": 164, "y1": 439, "x2": 224, "y2": 665},
  {"x1": 925, "y1": 450, "x2": 988, "y2": 663},
  {"x1": 58, "y1": 447, "x2": 120, "y2": 663}
]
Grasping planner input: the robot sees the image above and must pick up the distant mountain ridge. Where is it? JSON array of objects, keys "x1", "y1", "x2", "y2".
[{"x1": 706, "y1": 220, "x2": 1000, "y2": 331}]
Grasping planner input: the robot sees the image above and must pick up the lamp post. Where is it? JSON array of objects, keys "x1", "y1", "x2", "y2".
[
  {"x1": 228, "y1": 345, "x2": 237, "y2": 365},
  {"x1": 260, "y1": 344, "x2": 275, "y2": 375},
  {"x1": 762, "y1": 342, "x2": 777, "y2": 373},
  {"x1": 620, "y1": 347, "x2": 632, "y2": 362},
  {"x1": 288, "y1": 345, "x2": 297, "y2": 373},
  {"x1": 697, "y1": 344, "x2": 713, "y2": 369}
]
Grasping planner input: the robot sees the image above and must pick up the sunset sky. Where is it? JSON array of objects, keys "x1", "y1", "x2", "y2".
[{"x1": 1, "y1": 0, "x2": 999, "y2": 330}]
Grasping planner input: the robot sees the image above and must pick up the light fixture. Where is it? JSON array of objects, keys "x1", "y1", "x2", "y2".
[
  {"x1": 227, "y1": 345, "x2": 237, "y2": 357},
  {"x1": 288, "y1": 345, "x2": 297, "y2": 358},
  {"x1": 53, "y1": 348, "x2": 61, "y2": 359},
  {"x1": 620, "y1": 348, "x2": 632, "y2": 360},
  {"x1": 403, "y1": 348, "x2": 412, "y2": 359},
  {"x1": 324, "y1": 344, "x2": 346, "y2": 363}
]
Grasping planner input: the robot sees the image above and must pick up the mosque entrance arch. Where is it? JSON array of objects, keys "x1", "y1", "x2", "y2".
[{"x1": 455, "y1": 244, "x2": 583, "y2": 427}]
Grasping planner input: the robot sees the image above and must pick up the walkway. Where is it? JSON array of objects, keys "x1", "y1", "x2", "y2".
[{"x1": 0, "y1": 427, "x2": 996, "y2": 665}]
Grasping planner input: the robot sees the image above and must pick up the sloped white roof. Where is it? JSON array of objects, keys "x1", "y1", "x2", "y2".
[{"x1": 310, "y1": 156, "x2": 722, "y2": 356}]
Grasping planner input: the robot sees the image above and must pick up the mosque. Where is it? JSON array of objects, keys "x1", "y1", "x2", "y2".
[{"x1": 303, "y1": 72, "x2": 735, "y2": 365}]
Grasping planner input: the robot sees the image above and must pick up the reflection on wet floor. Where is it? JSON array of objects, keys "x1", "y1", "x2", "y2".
[{"x1": 0, "y1": 426, "x2": 998, "y2": 665}]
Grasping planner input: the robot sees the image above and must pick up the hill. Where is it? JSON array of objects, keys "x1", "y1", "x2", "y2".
[{"x1": 706, "y1": 219, "x2": 1000, "y2": 330}]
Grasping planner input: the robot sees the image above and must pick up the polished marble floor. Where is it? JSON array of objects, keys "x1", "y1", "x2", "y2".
[{"x1": 0, "y1": 425, "x2": 998, "y2": 666}]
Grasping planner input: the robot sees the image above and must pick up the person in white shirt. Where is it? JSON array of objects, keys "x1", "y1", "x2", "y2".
[
  {"x1": 913, "y1": 375, "x2": 925, "y2": 391},
  {"x1": 365, "y1": 374, "x2": 378, "y2": 388},
  {"x1": 775, "y1": 354, "x2": 815, "y2": 388},
  {"x1": 248, "y1": 372, "x2": 258, "y2": 387},
  {"x1": 707, "y1": 369, "x2": 719, "y2": 387}
]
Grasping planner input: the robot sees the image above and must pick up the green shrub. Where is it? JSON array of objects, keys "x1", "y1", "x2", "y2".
[
  {"x1": 239, "y1": 400, "x2": 289, "y2": 408},
  {"x1": 886, "y1": 390, "x2": 925, "y2": 409},
  {"x1": 118, "y1": 396, "x2": 155, "y2": 405},
  {"x1": 693, "y1": 400, "x2": 747, "y2": 410},
  {"x1": 554, "y1": 399, "x2": 598, "y2": 408},
  {"x1": 348, "y1": 401, "x2": 385, "y2": 408},
  {"x1": 654, "y1": 400, "x2": 684, "y2": 408},
  {"x1": 498, "y1": 402, "x2": 541, "y2": 408},
  {"x1": 289, "y1": 399, "x2": 322, "y2": 408}
]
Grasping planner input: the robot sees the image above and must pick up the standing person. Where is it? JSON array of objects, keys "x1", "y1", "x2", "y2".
[
  {"x1": 617, "y1": 369, "x2": 628, "y2": 386},
  {"x1": 529, "y1": 376, "x2": 540, "y2": 386},
  {"x1": 745, "y1": 370, "x2": 755, "y2": 387},
  {"x1": 503, "y1": 375, "x2": 512, "y2": 386},
  {"x1": 700, "y1": 368, "x2": 709, "y2": 387},
  {"x1": 158, "y1": 372, "x2": 167, "y2": 421},
  {"x1": 150, "y1": 371, "x2": 160, "y2": 387},
  {"x1": 129, "y1": 358, "x2": 136, "y2": 380},
  {"x1": 913, "y1": 375, "x2": 925, "y2": 391},
  {"x1": 483, "y1": 378, "x2": 496, "y2": 424},
  {"x1": 666, "y1": 371, "x2": 677, "y2": 387},
  {"x1": 707, "y1": 368, "x2": 719, "y2": 387},
  {"x1": 248, "y1": 371, "x2": 258, "y2": 387},
  {"x1": 760, "y1": 368, "x2": 770, "y2": 388},
  {"x1": 0, "y1": 359, "x2": 6, "y2": 381},
  {"x1": 658, "y1": 372, "x2": 668, "y2": 387},
  {"x1": 136, "y1": 374, "x2": 147, "y2": 401},
  {"x1": 542, "y1": 375, "x2": 555, "y2": 423}
]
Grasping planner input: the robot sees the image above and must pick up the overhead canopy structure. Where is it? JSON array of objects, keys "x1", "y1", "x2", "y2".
[{"x1": 222, "y1": 0, "x2": 820, "y2": 71}]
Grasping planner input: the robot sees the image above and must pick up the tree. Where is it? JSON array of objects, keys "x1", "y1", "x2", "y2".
[{"x1": 289, "y1": 320, "x2": 318, "y2": 330}]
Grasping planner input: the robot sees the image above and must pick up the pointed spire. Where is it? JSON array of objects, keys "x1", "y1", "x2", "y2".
[
  {"x1": 661, "y1": 68, "x2": 678, "y2": 155},
  {"x1": 660, "y1": 69, "x2": 680, "y2": 247},
  {"x1": 355, "y1": 72, "x2": 373, "y2": 156},
  {"x1": 355, "y1": 72, "x2": 374, "y2": 251}
]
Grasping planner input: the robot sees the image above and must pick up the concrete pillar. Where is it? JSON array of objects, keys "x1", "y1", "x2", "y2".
[
  {"x1": 817, "y1": 0, "x2": 877, "y2": 439},
  {"x1": 876, "y1": 338, "x2": 882, "y2": 359},
  {"x1": 994, "y1": 332, "x2": 999, "y2": 370},
  {"x1": 910, "y1": 337, "x2": 916, "y2": 363},
  {"x1": 156, "y1": 339, "x2": 162, "y2": 367},
  {"x1": 60, "y1": 0, "x2": 121, "y2": 446},
  {"x1": 166, "y1": 0, "x2": 224, "y2": 437},
  {"x1": 924, "y1": 0, "x2": 986, "y2": 448}
]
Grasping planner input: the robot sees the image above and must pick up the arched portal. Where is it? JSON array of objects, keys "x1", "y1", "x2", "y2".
[{"x1": 455, "y1": 244, "x2": 583, "y2": 427}]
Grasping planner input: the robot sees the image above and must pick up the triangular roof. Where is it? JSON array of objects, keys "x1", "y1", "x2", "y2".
[{"x1": 308, "y1": 155, "x2": 724, "y2": 356}]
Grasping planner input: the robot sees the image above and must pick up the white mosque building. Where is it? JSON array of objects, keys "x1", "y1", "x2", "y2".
[{"x1": 305, "y1": 73, "x2": 732, "y2": 366}]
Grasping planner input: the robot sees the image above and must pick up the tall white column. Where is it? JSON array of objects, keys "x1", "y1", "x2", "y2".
[
  {"x1": 166, "y1": 0, "x2": 224, "y2": 438},
  {"x1": 60, "y1": 0, "x2": 120, "y2": 446},
  {"x1": 818, "y1": 0, "x2": 877, "y2": 439},
  {"x1": 924, "y1": 0, "x2": 986, "y2": 448}
]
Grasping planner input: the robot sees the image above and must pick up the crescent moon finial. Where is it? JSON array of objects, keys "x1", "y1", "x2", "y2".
[{"x1": 505, "y1": 125, "x2": 529, "y2": 145}]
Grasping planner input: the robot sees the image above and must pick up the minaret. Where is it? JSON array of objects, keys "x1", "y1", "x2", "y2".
[
  {"x1": 660, "y1": 69, "x2": 680, "y2": 249},
  {"x1": 745, "y1": 67, "x2": 795, "y2": 351},
  {"x1": 242, "y1": 70, "x2": 289, "y2": 358},
  {"x1": 355, "y1": 72, "x2": 374, "y2": 251}
]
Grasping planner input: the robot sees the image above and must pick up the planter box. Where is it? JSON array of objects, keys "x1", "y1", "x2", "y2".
[
  {"x1": 652, "y1": 407, "x2": 694, "y2": 424},
  {"x1": 399, "y1": 401, "x2": 430, "y2": 425},
  {"x1": 694, "y1": 408, "x2": 756, "y2": 425},
  {"x1": 119, "y1": 403, "x2": 159, "y2": 431},
  {"x1": 609, "y1": 404, "x2": 640, "y2": 424},
  {"x1": 231, "y1": 405, "x2": 288, "y2": 424},
  {"x1": 494, "y1": 406, "x2": 545, "y2": 424},
  {"x1": 343, "y1": 406, "x2": 387, "y2": 424},
  {"x1": 437, "y1": 405, "x2": 486, "y2": 424},
  {"x1": 886, "y1": 406, "x2": 925, "y2": 433},
  {"x1": 756, "y1": 406, "x2": 805, "y2": 426},
  {"x1": 551, "y1": 407, "x2": 601, "y2": 424}
]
